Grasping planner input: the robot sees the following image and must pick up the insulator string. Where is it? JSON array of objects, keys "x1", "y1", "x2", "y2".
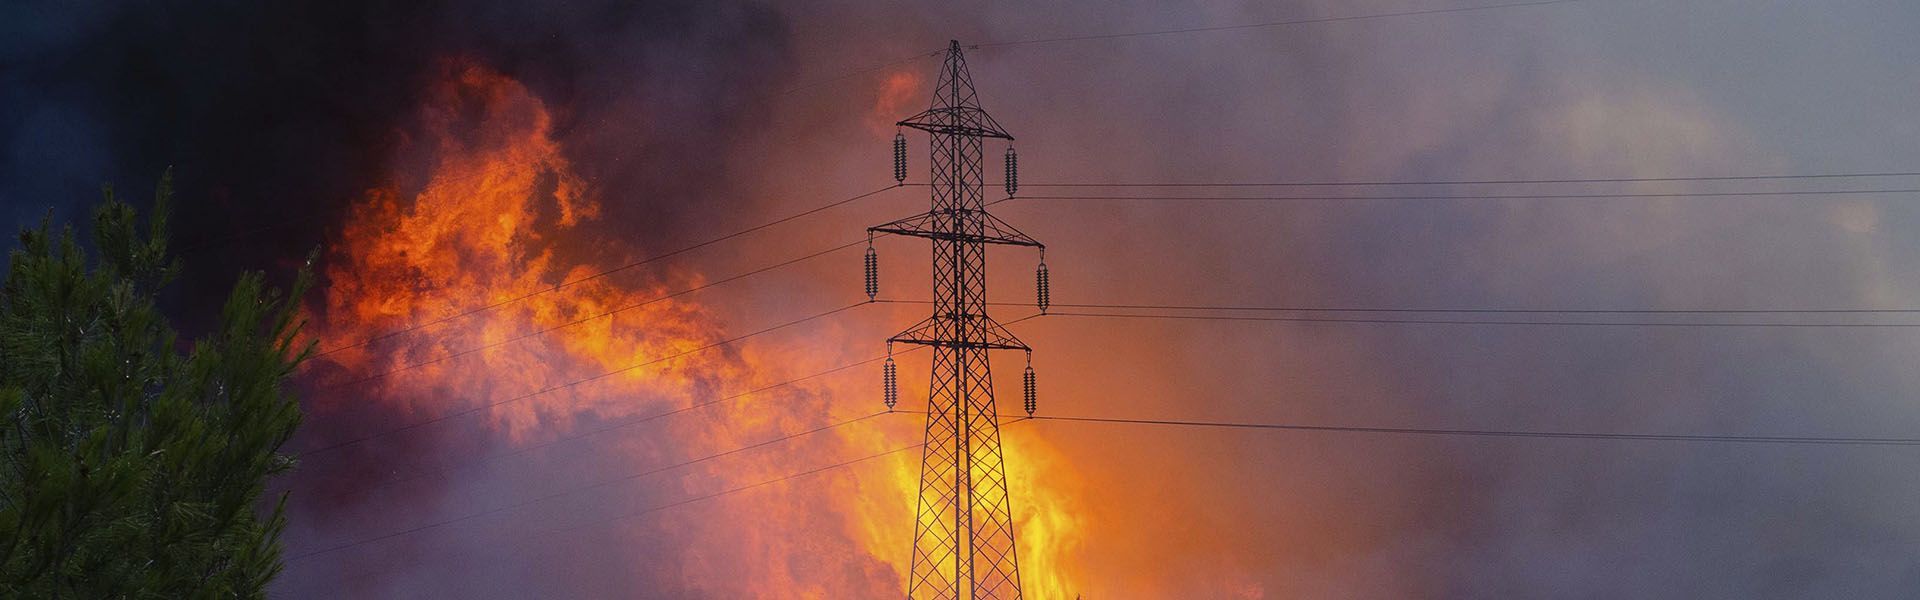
[
  {"x1": 1005, "y1": 146, "x2": 1019, "y2": 197},
  {"x1": 1022, "y1": 352, "x2": 1037, "y2": 416},
  {"x1": 864, "y1": 234, "x2": 879, "y2": 302},
  {"x1": 893, "y1": 132, "x2": 908, "y2": 184},
  {"x1": 883, "y1": 344, "x2": 898, "y2": 410},
  {"x1": 1036, "y1": 252, "x2": 1050, "y2": 314}
]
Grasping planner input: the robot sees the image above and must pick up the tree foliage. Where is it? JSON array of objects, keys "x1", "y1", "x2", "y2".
[{"x1": 0, "y1": 173, "x2": 311, "y2": 598}]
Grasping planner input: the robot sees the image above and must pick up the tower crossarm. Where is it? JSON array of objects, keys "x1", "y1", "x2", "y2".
[
  {"x1": 869, "y1": 210, "x2": 1044, "y2": 248},
  {"x1": 898, "y1": 107, "x2": 1014, "y2": 140},
  {"x1": 886, "y1": 314, "x2": 1031, "y2": 351}
]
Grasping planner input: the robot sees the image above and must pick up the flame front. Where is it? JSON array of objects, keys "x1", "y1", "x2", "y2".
[
  {"x1": 314, "y1": 61, "x2": 744, "y2": 440},
  {"x1": 305, "y1": 60, "x2": 1089, "y2": 596}
]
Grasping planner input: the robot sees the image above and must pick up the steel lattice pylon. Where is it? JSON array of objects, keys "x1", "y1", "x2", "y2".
[{"x1": 870, "y1": 40, "x2": 1043, "y2": 600}]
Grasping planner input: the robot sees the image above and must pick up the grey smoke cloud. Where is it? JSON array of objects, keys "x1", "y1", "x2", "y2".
[
  {"x1": 7, "y1": 0, "x2": 1920, "y2": 596},
  {"x1": 750, "y1": 0, "x2": 1920, "y2": 596}
]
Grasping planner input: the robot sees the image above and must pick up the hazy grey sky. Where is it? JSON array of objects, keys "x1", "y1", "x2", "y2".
[
  {"x1": 748, "y1": 1, "x2": 1920, "y2": 596},
  {"x1": 8, "y1": 0, "x2": 1920, "y2": 597}
]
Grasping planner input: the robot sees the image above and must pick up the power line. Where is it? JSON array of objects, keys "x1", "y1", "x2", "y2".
[
  {"x1": 312, "y1": 326, "x2": 1041, "y2": 583},
  {"x1": 314, "y1": 189, "x2": 1010, "y2": 371},
  {"x1": 530, "y1": 420, "x2": 1047, "y2": 547},
  {"x1": 1058, "y1": 301, "x2": 1920, "y2": 316},
  {"x1": 430, "y1": 407, "x2": 1908, "y2": 586},
  {"x1": 285, "y1": 409, "x2": 900, "y2": 564},
  {"x1": 324, "y1": 345, "x2": 926, "y2": 497},
  {"x1": 313, "y1": 312, "x2": 1041, "y2": 495},
  {"x1": 1013, "y1": 171, "x2": 1920, "y2": 188},
  {"x1": 300, "y1": 181, "x2": 1917, "y2": 390},
  {"x1": 297, "y1": 301, "x2": 868, "y2": 459},
  {"x1": 350, "y1": 272, "x2": 1894, "y2": 503},
  {"x1": 1020, "y1": 413, "x2": 1920, "y2": 446},
  {"x1": 509, "y1": 417, "x2": 1031, "y2": 564},
  {"x1": 328, "y1": 402, "x2": 1919, "y2": 573},
  {"x1": 323, "y1": 238, "x2": 867, "y2": 390},
  {"x1": 971, "y1": 0, "x2": 1578, "y2": 50},
  {"x1": 317, "y1": 195, "x2": 1016, "y2": 388},
  {"x1": 1011, "y1": 188, "x2": 1920, "y2": 202},
  {"x1": 313, "y1": 184, "x2": 903, "y2": 358},
  {"x1": 877, "y1": 299, "x2": 1920, "y2": 317},
  {"x1": 321, "y1": 199, "x2": 988, "y2": 390},
  {"x1": 1044, "y1": 310, "x2": 1920, "y2": 329},
  {"x1": 319, "y1": 404, "x2": 1915, "y2": 584},
  {"x1": 891, "y1": 408, "x2": 1920, "y2": 445},
  {"x1": 329, "y1": 437, "x2": 939, "y2": 589}
]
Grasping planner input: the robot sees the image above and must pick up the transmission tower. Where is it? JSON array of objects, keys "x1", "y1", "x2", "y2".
[{"x1": 868, "y1": 40, "x2": 1045, "y2": 600}]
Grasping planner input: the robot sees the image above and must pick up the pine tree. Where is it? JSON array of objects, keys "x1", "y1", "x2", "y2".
[{"x1": 0, "y1": 172, "x2": 310, "y2": 598}]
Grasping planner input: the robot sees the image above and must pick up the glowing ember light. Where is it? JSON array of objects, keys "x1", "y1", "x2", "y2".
[
  {"x1": 311, "y1": 61, "x2": 745, "y2": 440},
  {"x1": 302, "y1": 59, "x2": 1088, "y2": 595}
]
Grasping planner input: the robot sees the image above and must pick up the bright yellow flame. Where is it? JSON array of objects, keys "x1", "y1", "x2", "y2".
[{"x1": 307, "y1": 59, "x2": 1091, "y2": 596}]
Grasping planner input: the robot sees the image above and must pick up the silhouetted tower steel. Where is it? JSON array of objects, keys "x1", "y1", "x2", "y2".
[{"x1": 870, "y1": 40, "x2": 1043, "y2": 600}]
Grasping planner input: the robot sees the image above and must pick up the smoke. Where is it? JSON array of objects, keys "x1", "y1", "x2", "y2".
[
  {"x1": 0, "y1": 0, "x2": 787, "y2": 315},
  {"x1": 1, "y1": 1, "x2": 823, "y2": 597},
  {"x1": 740, "y1": 0, "x2": 1920, "y2": 597},
  {"x1": 10, "y1": 0, "x2": 1920, "y2": 597}
]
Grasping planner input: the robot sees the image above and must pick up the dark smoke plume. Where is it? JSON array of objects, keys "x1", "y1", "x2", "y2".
[{"x1": 2, "y1": 2, "x2": 795, "y2": 596}]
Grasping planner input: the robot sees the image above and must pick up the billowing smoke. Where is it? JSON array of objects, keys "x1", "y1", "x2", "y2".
[
  {"x1": 9, "y1": 0, "x2": 1920, "y2": 598},
  {"x1": 742, "y1": 1, "x2": 1920, "y2": 597},
  {"x1": 0, "y1": 0, "x2": 786, "y2": 315},
  {"x1": 0, "y1": 1, "x2": 873, "y2": 597}
]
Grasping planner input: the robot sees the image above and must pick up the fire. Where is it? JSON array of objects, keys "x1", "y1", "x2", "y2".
[
  {"x1": 839, "y1": 390, "x2": 1091, "y2": 597},
  {"x1": 304, "y1": 58, "x2": 1090, "y2": 596},
  {"x1": 313, "y1": 60, "x2": 745, "y2": 440},
  {"x1": 1007, "y1": 431, "x2": 1090, "y2": 597}
]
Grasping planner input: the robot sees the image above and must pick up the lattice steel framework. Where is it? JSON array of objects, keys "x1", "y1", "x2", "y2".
[{"x1": 871, "y1": 40, "x2": 1042, "y2": 600}]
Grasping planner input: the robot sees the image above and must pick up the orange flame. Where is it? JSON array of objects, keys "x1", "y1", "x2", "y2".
[
  {"x1": 307, "y1": 59, "x2": 1089, "y2": 596},
  {"x1": 313, "y1": 61, "x2": 746, "y2": 440}
]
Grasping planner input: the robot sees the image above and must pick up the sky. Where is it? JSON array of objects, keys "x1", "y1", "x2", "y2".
[{"x1": 5, "y1": 0, "x2": 1920, "y2": 598}]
